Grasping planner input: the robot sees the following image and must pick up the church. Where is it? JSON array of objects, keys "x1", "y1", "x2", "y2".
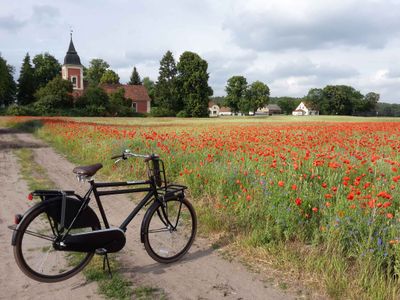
[{"x1": 61, "y1": 35, "x2": 151, "y2": 113}]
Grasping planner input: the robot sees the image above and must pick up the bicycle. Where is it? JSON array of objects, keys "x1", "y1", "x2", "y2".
[{"x1": 9, "y1": 150, "x2": 197, "y2": 283}]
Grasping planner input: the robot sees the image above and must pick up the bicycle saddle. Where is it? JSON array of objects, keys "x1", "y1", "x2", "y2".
[{"x1": 73, "y1": 163, "x2": 103, "y2": 176}]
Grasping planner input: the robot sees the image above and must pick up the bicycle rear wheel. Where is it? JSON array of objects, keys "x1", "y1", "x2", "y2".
[
  {"x1": 13, "y1": 199, "x2": 100, "y2": 282},
  {"x1": 143, "y1": 197, "x2": 197, "y2": 263}
]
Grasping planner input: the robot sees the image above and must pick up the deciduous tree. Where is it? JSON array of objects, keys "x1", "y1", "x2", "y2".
[
  {"x1": 176, "y1": 51, "x2": 213, "y2": 117},
  {"x1": 32, "y1": 53, "x2": 61, "y2": 89},
  {"x1": 100, "y1": 69, "x2": 120, "y2": 84},
  {"x1": 224, "y1": 76, "x2": 247, "y2": 114},
  {"x1": 246, "y1": 81, "x2": 270, "y2": 114},
  {"x1": 86, "y1": 59, "x2": 110, "y2": 86}
]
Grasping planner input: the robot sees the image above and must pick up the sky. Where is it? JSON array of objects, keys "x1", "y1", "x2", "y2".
[{"x1": 1, "y1": 0, "x2": 400, "y2": 103}]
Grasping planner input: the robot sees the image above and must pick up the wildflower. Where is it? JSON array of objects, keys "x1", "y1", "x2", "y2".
[
  {"x1": 312, "y1": 207, "x2": 318, "y2": 213},
  {"x1": 278, "y1": 181, "x2": 285, "y2": 187},
  {"x1": 387, "y1": 213, "x2": 394, "y2": 219},
  {"x1": 295, "y1": 198, "x2": 302, "y2": 206},
  {"x1": 291, "y1": 184, "x2": 297, "y2": 191}
]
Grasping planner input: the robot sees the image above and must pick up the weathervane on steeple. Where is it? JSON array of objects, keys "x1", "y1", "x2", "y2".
[{"x1": 70, "y1": 27, "x2": 73, "y2": 39}]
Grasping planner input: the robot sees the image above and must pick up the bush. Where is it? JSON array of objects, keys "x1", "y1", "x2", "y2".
[
  {"x1": 150, "y1": 107, "x2": 176, "y2": 117},
  {"x1": 176, "y1": 110, "x2": 189, "y2": 118},
  {"x1": 6, "y1": 104, "x2": 35, "y2": 116}
]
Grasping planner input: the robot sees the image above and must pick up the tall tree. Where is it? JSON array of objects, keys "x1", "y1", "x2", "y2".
[
  {"x1": 245, "y1": 81, "x2": 270, "y2": 114},
  {"x1": 129, "y1": 66, "x2": 142, "y2": 85},
  {"x1": 322, "y1": 85, "x2": 363, "y2": 115},
  {"x1": 0, "y1": 54, "x2": 16, "y2": 107},
  {"x1": 32, "y1": 53, "x2": 61, "y2": 89},
  {"x1": 154, "y1": 51, "x2": 179, "y2": 112},
  {"x1": 17, "y1": 53, "x2": 36, "y2": 106},
  {"x1": 224, "y1": 76, "x2": 247, "y2": 114},
  {"x1": 85, "y1": 59, "x2": 110, "y2": 86},
  {"x1": 176, "y1": 51, "x2": 213, "y2": 117},
  {"x1": 100, "y1": 69, "x2": 120, "y2": 84},
  {"x1": 142, "y1": 77, "x2": 155, "y2": 100}
]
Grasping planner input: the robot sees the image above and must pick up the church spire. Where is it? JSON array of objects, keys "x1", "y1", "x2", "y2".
[{"x1": 64, "y1": 31, "x2": 81, "y2": 65}]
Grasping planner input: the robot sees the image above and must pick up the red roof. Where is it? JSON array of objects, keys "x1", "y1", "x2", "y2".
[{"x1": 101, "y1": 84, "x2": 151, "y2": 102}]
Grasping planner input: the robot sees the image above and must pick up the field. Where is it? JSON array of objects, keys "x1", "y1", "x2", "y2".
[{"x1": 2, "y1": 115, "x2": 400, "y2": 299}]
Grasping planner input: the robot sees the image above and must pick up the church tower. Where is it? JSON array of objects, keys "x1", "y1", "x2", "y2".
[{"x1": 62, "y1": 32, "x2": 84, "y2": 91}]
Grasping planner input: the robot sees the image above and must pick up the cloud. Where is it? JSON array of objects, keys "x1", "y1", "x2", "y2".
[
  {"x1": 31, "y1": 5, "x2": 60, "y2": 26},
  {"x1": 224, "y1": 0, "x2": 400, "y2": 51},
  {"x1": 0, "y1": 15, "x2": 26, "y2": 32}
]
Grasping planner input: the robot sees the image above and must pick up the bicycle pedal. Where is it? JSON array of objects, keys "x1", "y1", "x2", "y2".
[{"x1": 95, "y1": 248, "x2": 108, "y2": 255}]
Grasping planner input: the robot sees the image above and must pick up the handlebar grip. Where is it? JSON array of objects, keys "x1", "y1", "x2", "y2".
[{"x1": 111, "y1": 154, "x2": 122, "y2": 159}]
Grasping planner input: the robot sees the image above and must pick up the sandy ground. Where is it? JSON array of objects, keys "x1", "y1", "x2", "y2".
[{"x1": 0, "y1": 128, "x2": 297, "y2": 300}]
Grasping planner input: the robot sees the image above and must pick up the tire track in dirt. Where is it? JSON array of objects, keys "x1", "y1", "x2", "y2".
[{"x1": 0, "y1": 129, "x2": 102, "y2": 300}]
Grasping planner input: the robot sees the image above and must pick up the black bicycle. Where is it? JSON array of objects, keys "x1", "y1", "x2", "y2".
[{"x1": 9, "y1": 150, "x2": 197, "y2": 283}]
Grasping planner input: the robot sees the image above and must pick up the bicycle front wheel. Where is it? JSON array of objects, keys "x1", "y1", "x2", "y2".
[
  {"x1": 13, "y1": 199, "x2": 99, "y2": 283},
  {"x1": 143, "y1": 197, "x2": 197, "y2": 263}
]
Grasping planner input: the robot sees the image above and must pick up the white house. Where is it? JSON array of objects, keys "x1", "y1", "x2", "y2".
[
  {"x1": 208, "y1": 102, "x2": 234, "y2": 116},
  {"x1": 292, "y1": 102, "x2": 319, "y2": 116}
]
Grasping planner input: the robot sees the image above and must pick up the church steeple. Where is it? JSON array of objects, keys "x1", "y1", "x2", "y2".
[
  {"x1": 62, "y1": 31, "x2": 84, "y2": 91},
  {"x1": 64, "y1": 31, "x2": 81, "y2": 65}
]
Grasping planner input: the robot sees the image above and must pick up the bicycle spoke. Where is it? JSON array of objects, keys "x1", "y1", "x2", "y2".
[
  {"x1": 148, "y1": 228, "x2": 171, "y2": 233},
  {"x1": 22, "y1": 229, "x2": 56, "y2": 242}
]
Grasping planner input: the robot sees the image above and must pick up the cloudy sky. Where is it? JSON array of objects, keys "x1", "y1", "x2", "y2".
[{"x1": 1, "y1": 0, "x2": 400, "y2": 103}]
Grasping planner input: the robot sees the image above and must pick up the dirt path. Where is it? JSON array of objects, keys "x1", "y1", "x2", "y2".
[
  {"x1": 0, "y1": 129, "x2": 101, "y2": 300},
  {"x1": 0, "y1": 129, "x2": 297, "y2": 300}
]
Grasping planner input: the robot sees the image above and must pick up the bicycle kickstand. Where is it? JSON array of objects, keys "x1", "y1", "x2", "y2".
[{"x1": 96, "y1": 248, "x2": 113, "y2": 278}]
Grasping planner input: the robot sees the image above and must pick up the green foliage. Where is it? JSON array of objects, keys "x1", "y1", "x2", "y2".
[
  {"x1": 376, "y1": 102, "x2": 400, "y2": 117},
  {"x1": 32, "y1": 53, "x2": 61, "y2": 89},
  {"x1": 77, "y1": 86, "x2": 109, "y2": 116},
  {"x1": 245, "y1": 81, "x2": 270, "y2": 114},
  {"x1": 305, "y1": 85, "x2": 377, "y2": 115},
  {"x1": 100, "y1": 69, "x2": 120, "y2": 84},
  {"x1": 34, "y1": 76, "x2": 73, "y2": 114},
  {"x1": 154, "y1": 51, "x2": 179, "y2": 112},
  {"x1": 176, "y1": 110, "x2": 189, "y2": 118},
  {"x1": 176, "y1": 51, "x2": 213, "y2": 117},
  {"x1": 128, "y1": 66, "x2": 142, "y2": 85},
  {"x1": 0, "y1": 54, "x2": 16, "y2": 107},
  {"x1": 17, "y1": 53, "x2": 36, "y2": 106},
  {"x1": 142, "y1": 77, "x2": 155, "y2": 100},
  {"x1": 150, "y1": 107, "x2": 175, "y2": 117},
  {"x1": 86, "y1": 59, "x2": 110, "y2": 86},
  {"x1": 224, "y1": 76, "x2": 247, "y2": 114},
  {"x1": 270, "y1": 97, "x2": 302, "y2": 115},
  {"x1": 109, "y1": 88, "x2": 132, "y2": 116},
  {"x1": 6, "y1": 104, "x2": 35, "y2": 116}
]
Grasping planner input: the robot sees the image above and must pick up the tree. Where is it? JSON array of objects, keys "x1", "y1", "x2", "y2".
[
  {"x1": 100, "y1": 69, "x2": 120, "y2": 84},
  {"x1": 32, "y1": 53, "x2": 61, "y2": 89},
  {"x1": 77, "y1": 86, "x2": 110, "y2": 116},
  {"x1": 154, "y1": 51, "x2": 179, "y2": 113},
  {"x1": 271, "y1": 97, "x2": 302, "y2": 115},
  {"x1": 224, "y1": 76, "x2": 247, "y2": 114},
  {"x1": 176, "y1": 51, "x2": 213, "y2": 117},
  {"x1": 34, "y1": 76, "x2": 73, "y2": 114},
  {"x1": 154, "y1": 51, "x2": 178, "y2": 110},
  {"x1": 246, "y1": 81, "x2": 270, "y2": 114},
  {"x1": 85, "y1": 59, "x2": 110, "y2": 86},
  {"x1": 322, "y1": 85, "x2": 363, "y2": 115},
  {"x1": 142, "y1": 77, "x2": 155, "y2": 100},
  {"x1": 109, "y1": 88, "x2": 131, "y2": 116},
  {"x1": 0, "y1": 54, "x2": 16, "y2": 107},
  {"x1": 129, "y1": 66, "x2": 142, "y2": 85},
  {"x1": 362, "y1": 92, "x2": 379, "y2": 112},
  {"x1": 17, "y1": 53, "x2": 36, "y2": 106}
]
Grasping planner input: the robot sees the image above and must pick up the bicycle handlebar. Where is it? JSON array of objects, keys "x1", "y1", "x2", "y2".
[{"x1": 111, "y1": 150, "x2": 156, "y2": 163}]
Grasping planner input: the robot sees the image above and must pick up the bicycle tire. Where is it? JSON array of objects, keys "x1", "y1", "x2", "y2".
[
  {"x1": 13, "y1": 198, "x2": 100, "y2": 283},
  {"x1": 143, "y1": 197, "x2": 197, "y2": 263}
]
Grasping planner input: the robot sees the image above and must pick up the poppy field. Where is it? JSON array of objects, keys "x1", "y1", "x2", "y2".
[{"x1": 4, "y1": 116, "x2": 400, "y2": 298}]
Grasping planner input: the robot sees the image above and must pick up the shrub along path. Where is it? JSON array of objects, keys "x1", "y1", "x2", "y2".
[{"x1": 0, "y1": 128, "x2": 300, "y2": 299}]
